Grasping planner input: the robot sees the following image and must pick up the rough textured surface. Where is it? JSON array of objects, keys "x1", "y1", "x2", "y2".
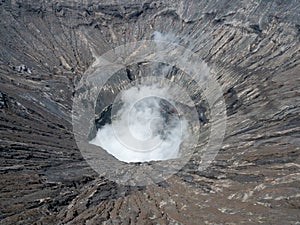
[{"x1": 0, "y1": 0, "x2": 300, "y2": 224}]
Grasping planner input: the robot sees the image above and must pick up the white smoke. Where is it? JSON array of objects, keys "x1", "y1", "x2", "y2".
[
  {"x1": 152, "y1": 31, "x2": 178, "y2": 43},
  {"x1": 90, "y1": 85, "x2": 189, "y2": 163}
]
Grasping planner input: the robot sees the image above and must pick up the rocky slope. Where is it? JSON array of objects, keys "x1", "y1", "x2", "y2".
[{"x1": 0, "y1": 0, "x2": 300, "y2": 224}]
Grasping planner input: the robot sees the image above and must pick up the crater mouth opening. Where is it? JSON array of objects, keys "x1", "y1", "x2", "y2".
[{"x1": 89, "y1": 85, "x2": 189, "y2": 163}]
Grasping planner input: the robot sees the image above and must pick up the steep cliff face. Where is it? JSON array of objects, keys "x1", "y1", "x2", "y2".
[{"x1": 0, "y1": 0, "x2": 299, "y2": 224}]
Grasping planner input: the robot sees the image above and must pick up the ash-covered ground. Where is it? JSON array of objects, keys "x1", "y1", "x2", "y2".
[{"x1": 0, "y1": 0, "x2": 300, "y2": 224}]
